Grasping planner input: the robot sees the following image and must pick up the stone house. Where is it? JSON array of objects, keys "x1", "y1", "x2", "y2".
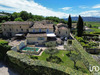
[{"x1": 1, "y1": 20, "x2": 70, "y2": 44}]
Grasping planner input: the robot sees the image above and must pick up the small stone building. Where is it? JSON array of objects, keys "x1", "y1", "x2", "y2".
[{"x1": 55, "y1": 23, "x2": 70, "y2": 38}]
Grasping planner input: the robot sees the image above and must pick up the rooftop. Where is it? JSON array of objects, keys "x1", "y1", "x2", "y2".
[
  {"x1": 2, "y1": 21, "x2": 33, "y2": 25},
  {"x1": 32, "y1": 20, "x2": 53, "y2": 29},
  {"x1": 26, "y1": 33, "x2": 47, "y2": 38}
]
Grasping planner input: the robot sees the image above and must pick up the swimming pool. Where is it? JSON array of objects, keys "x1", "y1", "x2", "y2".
[{"x1": 22, "y1": 47, "x2": 39, "y2": 52}]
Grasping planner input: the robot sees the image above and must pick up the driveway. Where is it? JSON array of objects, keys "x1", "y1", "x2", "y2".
[{"x1": 0, "y1": 62, "x2": 19, "y2": 75}]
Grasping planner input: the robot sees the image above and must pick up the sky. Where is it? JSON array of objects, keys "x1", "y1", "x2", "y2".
[{"x1": 0, "y1": 0, "x2": 100, "y2": 18}]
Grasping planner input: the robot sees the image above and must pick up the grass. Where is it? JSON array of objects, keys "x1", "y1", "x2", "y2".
[
  {"x1": 0, "y1": 39, "x2": 8, "y2": 44},
  {"x1": 91, "y1": 28, "x2": 100, "y2": 32},
  {"x1": 33, "y1": 50, "x2": 90, "y2": 73},
  {"x1": 85, "y1": 22, "x2": 100, "y2": 28},
  {"x1": 84, "y1": 22, "x2": 100, "y2": 34}
]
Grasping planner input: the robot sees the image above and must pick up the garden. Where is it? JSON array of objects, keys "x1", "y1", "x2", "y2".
[
  {"x1": 75, "y1": 36, "x2": 99, "y2": 49},
  {"x1": 28, "y1": 41, "x2": 90, "y2": 74}
]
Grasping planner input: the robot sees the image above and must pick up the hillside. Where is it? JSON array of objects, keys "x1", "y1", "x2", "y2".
[{"x1": 65, "y1": 17, "x2": 100, "y2": 22}]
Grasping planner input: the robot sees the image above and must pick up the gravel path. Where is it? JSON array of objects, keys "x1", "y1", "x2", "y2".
[{"x1": 0, "y1": 62, "x2": 19, "y2": 75}]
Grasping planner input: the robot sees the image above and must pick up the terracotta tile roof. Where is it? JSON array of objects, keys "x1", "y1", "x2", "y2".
[
  {"x1": 26, "y1": 33, "x2": 47, "y2": 38},
  {"x1": 58, "y1": 27, "x2": 68, "y2": 30},
  {"x1": 32, "y1": 23, "x2": 53, "y2": 29},
  {"x1": 2, "y1": 21, "x2": 33, "y2": 25},
  {"x1": 57, "y1": 23, "x2": 67, "y2": 26},
  {"x1": 32, "y1": 20, "x2": 53, "y2": 29}
]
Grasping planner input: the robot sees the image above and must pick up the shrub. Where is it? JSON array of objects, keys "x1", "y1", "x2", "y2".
[
  {"x1": 45, "y1": 47, "x2": 59, "y2": 56},
  {"x1": 0, "y1": 40, "x2": 11, "y2": 60},
  {"x1": 45, "y1": 41, "x2": 57, "y2": 47},
  {"x1": 30, "y1": 56, "x2": 38, "y2": 60},
  {"x1": 0, "y1": 40, "x2": 8, "y2": 45},
  {"x1": 46, "y1": 56, "x2": 63, "y2": 64},
  {"x1": 75, "y1": 36, "x2": 84, "y2": 42}
]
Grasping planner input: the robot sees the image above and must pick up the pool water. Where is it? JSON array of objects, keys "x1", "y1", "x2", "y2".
[{"x1": 22, "y1": 47, "x2": 39, "y2": 52}]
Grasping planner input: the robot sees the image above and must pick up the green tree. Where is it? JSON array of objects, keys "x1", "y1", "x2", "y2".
[
  {"x1": 12, "y1": 12, "x2": 20, "y2": 19},
  {"x1": 68, "y1": 15, "x2": 72, "y2": 29},
  {"x1": 0, "y1": 40, "x2": 11, "y2": 60},
  {"x1": 45, "y1": 41, "x2": 57, "y2": 47},
  {"x1": 10, "y1": 15, "x2": 14, "y2": 21},
  {"x1": 45, "y1": 47, "x2": 59, "y2": 56},
  {"x1": 64, "y1": 45, "x2": 74, "y2": 56},
  {"x1": 77, "y1": 15, "x2": 84, "y2": 37},
  {"x1": 20, "y1": 11, "x2": 29, "y2": 21},
  {"x1": 70, "y1": 53, "x2": 81, "y2": 69},
  {"x1": 14, "y1": 17, "x2": 23, "y2": 21}
]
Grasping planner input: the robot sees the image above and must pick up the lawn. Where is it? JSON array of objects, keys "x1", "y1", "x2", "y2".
[
  {"x1": 85, "y1": 22, "x2": 100, "y2": 34},
  {"x1": 91, "y1": 28, "x2": 100, "y2": 32},
  {"x1": 85, "y1": 22, "x2": 100, "y2": 28},
  {"x1": 33, "y1": 50, "x2": 89, "y2": 73}
]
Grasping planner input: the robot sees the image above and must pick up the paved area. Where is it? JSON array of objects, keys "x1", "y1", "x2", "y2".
[
  {"x1": 56, "y1": 45, "x2": 65, "y2": 50},
  {"x1": 0, "y1": 62, "x2": 19, "y2": 75},
  {"x1": 9, "y1": 40, "x2": 25, "y2": 47}
]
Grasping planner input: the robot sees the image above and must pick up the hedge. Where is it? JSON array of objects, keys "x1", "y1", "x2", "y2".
[
  {"x1": 72, "y1": 40, "x2": 100, "y2": 73},
  {"x1": 7, "y1": 50, "x2": 88, "y2": 75},
  {"x1": 0, "y1": 40, "x2": 11, "y2": 60},
  {"x1": 0, "y1": 40, "x2": 8, "y2": 45}
]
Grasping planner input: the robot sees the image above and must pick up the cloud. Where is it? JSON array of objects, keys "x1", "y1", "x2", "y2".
[
  {"x1": 80, "y1": 10, "x2": 100, "y2": 17},
  {"x1": 0, "y1": 0, "x2": 71, "y2": 18},
  {"x1": 92, "y1": 4, "x2": 100, "y2": 8},
  {"x1": 61, "y1": 7, "x2": 72, "y2": 11},
  {"x1": 79, "y1": 6, "x2": 88, "y2": 9}
]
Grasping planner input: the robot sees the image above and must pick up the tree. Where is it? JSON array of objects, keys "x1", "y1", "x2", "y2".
[
  {"x1": 64, "y1": 45, "x2": 74, "y2": 56},
  {"x1": 77, "y1": 15, "x2": 84, "y2": 37},
  {"x1": 45, "y1": 47, "x2": 59, "y2": 56},
  {"x1": 14, "y1": 17, "x2": 23, "y2": 21},
  {"x1": 20, "y1": 11, "x2": 29, "y2": 21},
  {"x1": 70, "y1": 53, "x2": 81, "y2": 69},
  {"x1": 45, "y1": 41, "x2": 57, "y2": 47},
  {"x1": 12, "y1": 12, "x2": 20, "y2": 19},
  {"x1": 68, "y1": 15, "x2": 72, "y2": 29},
  {"x1": 10, "y1": 15, "x2": 14, "y2": 21},
  {"x1": 0, "y1": 40, "x2": 11, "y2": 60}
]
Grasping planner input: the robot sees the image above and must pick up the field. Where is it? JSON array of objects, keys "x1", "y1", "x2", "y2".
[
  {"x1": 85, "y1": 22, "x2": 100, "y2": 28},
  {"x1": 85, "y1": 22, "x2": 100, "y2": 33},
  {"x1": 33, "y1": 50, "x2": 90, "y2": 73}
]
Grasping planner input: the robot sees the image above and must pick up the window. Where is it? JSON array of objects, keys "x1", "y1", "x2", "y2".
[
  {"x1": 59, "y1": 31, "x2": 60, "y2": 34},
  {"x1": 27, "y1": 29, "x2": 29, "y2": 32},
  {"x1": 33, "y1": 29, "x2": 35, "y2": 32},
  {"x1": 21, "y1": 29, "x2": 23, "y2": 31},
  {"x1": 38, "y1": 37, "x2": 45, "y2": 40},
  {"x1": 4, "y1": 28, "x2": 6, "y2": 31},
  {"x1": 16, "y1": 29, "x2": 18, "y2": 31},
  {"x1": 9, "y1": 28, "x2": 11, "y2": 31},
  {"x1": 46, "y1": 29, "x2": 49, "y2": 33},
  {"x1": 39, "y1": 29, "x2": 41, "y2": 32}
]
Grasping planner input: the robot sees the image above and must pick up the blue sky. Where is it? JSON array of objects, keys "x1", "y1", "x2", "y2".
[{"x1": 0, "y1": 0, "x2": 100, "y2": 18}]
